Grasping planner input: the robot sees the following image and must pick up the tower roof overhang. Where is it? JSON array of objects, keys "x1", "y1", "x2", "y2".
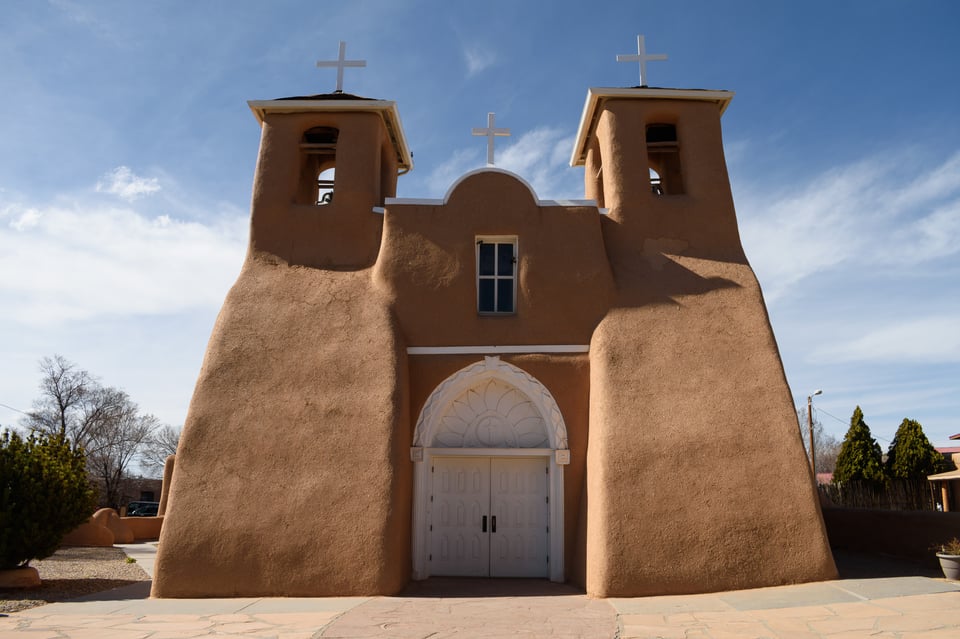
[
  {"x1": 569, "y1": 87, "x2": 734, "y2": 167},
  {"x1": 248, "y1": 97, "x2": 413, "y2": 171}
]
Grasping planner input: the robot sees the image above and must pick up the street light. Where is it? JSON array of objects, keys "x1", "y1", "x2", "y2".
[{"x1": 807, "y1": 389, "x2": 823, "y2": 478}]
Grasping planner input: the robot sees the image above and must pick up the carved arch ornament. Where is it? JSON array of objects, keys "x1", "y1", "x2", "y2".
[{"x1": 412, "y1": 356, "x2": 569, "y2": 450}]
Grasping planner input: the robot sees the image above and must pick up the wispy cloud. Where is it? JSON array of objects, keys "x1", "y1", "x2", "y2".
[
  {"x1": 496, "y1": 128, "x2": 581, "y2": 200},
  {"x1": 426, "y1": 127, "x2": 582, "y2": 201},
  {"x1": 426, "y1": 148, "x2": 482, "y2": 197},
  {"x1": 96, "y1": 166, "x2": 162, "y2": 202},
  {"x1": 738, "y1": 150, "x2": 960, "y2": 301},
  {"x1": 463, "y1": 45, "x2": 496, "y2": 76},
  {"x1": 813, "y1": 315, "x2": 960, "y2": 364},
  {"x1": 46, "y1": 0, "x2": 127, "y2": 46},
  {"x1": 8, "y1": 208, "x2": 41, "y2": 231}
]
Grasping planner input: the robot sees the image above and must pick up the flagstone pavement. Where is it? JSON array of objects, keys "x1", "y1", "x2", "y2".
[{"x1": 2, "y1": 543, "x2": 959, "y2": 638}]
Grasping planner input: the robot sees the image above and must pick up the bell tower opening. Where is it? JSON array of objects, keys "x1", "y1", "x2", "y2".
[
  {"x1": 646, "y1": 123, "x2": 684, "y2": 195},
  {"x1": 299, "y1": 126, "x2": 339, "y2": 205}
]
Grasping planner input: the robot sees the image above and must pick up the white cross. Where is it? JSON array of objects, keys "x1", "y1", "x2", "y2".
[
  {"x1": 616, "y1": 35, "x2": 668, "y2": 87},
  {"x1": 472, "y1": 112, "x2": 511, "y2": 166},
  {"x1": 316, "y1": 41, "x2": 367, "y2": 93}
]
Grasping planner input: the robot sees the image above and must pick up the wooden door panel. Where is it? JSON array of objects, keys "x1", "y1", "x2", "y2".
[
  {"x1": 489, "y1": 457, "x2": 549, "y2": 578},
  {"x1": 430, "y1": 457, "x2": 490, "y2": 576}
]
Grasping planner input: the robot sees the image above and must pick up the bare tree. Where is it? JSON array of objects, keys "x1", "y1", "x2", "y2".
[
  {"x1": 140, "y1": 424, "x2": 181, "y2": 475},
  {"x1": 23, "y1": 355, "x2": 98, "y2": 445},
  {"x1": 22, "y1": 355, "x2": 160, "y2": 508},
  {"x1": 797, "y1": 407, "x2": 841, "y2": 474},
  {"x1": 84, "y1": 390, "x2": 160, "y2": 509}
]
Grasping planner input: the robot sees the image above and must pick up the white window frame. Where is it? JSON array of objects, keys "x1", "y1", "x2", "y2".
[{"x1": 476, "y1": 236, "x2": 517, "y2": 315}]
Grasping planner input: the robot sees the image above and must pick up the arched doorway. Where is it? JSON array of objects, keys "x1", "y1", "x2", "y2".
[{"x1": 410, "y1": 356, "x2": 569, "y2": 582}]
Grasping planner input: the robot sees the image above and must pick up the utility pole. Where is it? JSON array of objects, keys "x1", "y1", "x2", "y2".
[{"x1": 807, "y1": 389, "x2": 823, "y2": 478}]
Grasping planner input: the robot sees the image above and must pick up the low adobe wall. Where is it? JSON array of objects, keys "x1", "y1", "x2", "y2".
[
  {"x1": 823, "y1": 507, "x2": 960, "y2": 564},
  {"x1": 60, "y1": 511, "x2": 163, "y2": 546},
  {"x1": 121, "y1": 516, "x2": 163, "y2": 541}
]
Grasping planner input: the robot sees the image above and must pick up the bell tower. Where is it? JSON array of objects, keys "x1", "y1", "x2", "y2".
[
  {"x1": 246, "y1": 95, "x2": 412, "y2": 269},
  {"x1": 571, "y1": 87, "x2": 740, "y2": 261},
  {"x1": 573, "y1": 84, "x2": 837, "y2": 596}
]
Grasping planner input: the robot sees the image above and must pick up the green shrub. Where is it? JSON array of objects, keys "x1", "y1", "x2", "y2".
[
  {"x1": 833, "y1": 406, "x2": 885, "y2": 484},
  {"x1": 886, "y1": 418, "x2": 950, "y2": 479},
  {"x1": 0, "y1": 430, "x2": 97, "y2": 569}
]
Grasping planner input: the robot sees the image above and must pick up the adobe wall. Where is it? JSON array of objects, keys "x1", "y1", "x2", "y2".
[
  {"x1": 152, "y1": 258, "x2": 411, "y2": 597},
  {"x1": 584, "y1": 97, "x2": 836, "y2": 596},
  {"x1": 121, "y1": 516, "x2": 163, "y2": 541},
  {"x1": 587, "y1": 263, "x2": 837, "y2": 596},
  {"x1": 373, "y1": 170, "x2": 615, "y2": 346}
]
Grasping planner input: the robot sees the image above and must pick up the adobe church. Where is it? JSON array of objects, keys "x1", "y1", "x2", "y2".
[{"x1": 152, "y1": 40, "x2": 837, "y2": 598}]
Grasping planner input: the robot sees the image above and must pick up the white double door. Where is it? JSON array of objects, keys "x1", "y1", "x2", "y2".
[{"x1": 430, "y1": 456, "x2": 549, "y2": 578}]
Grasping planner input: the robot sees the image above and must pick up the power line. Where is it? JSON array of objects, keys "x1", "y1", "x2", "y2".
[
  {"x1": 0, "y1": 402, "x2": 28, "y2": 415},
  {"x1": 814, "y1": 406, "x2": 892, "y2": 444}
]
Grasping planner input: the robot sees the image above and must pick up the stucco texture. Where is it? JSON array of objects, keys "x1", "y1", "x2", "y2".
[
  {"x1": 151, "y1": 259, "x2": 410, "y2": 597},
  {"x1": 586, "y1": 262, "x2": 836, "y2": 596}
]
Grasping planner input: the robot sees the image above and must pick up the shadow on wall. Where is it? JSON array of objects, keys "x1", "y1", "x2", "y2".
[{"x1": 608, "y1": 250, "x2": 744, "y2": 308}]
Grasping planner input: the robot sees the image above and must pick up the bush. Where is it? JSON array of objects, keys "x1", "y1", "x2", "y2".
[{"x1": 0, "y1": 430, "x2": 97, "y2": 569}]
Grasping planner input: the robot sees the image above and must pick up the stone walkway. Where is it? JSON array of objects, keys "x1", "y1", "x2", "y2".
[
  {"x1": 2, "y1": 543, "x2": 960, "y2": 638},
  {"x1": 612, "y1": 577, "x2": 960, "y2": 638}
]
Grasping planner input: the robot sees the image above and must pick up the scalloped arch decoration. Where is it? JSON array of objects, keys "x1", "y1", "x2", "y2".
[{"x1": 413, "y1": 356, "x2": 568, "y2": 450}]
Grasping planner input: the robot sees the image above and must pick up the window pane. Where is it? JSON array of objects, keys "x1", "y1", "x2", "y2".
[
  {"x1": 479, "y1": 279, "x2": 495, "y2": 312},
  {"x1": 478, "y1": 243, "x2": 495, "y2": 276},
  {"x1": 497, "y1": 243, "x2": 514, "y2": 276},
  {"x1": 497, "y1": 279, "x2": 514, "y2": 313}
]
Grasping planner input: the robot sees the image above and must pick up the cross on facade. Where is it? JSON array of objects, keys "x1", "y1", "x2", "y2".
[
  {"x1": 472, "y1": 112, "x2": 511, "y2": 166},
  {"x1": 316, "y1": 41, "x2": 367, "y2": 93},
  {"x1": 616, "y1": 35, "x2": 668, "y2": 87}
]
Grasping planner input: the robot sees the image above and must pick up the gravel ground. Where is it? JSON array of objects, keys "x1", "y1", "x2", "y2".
[{"x1": 0, "y1": 546, "x2": 150, "y2": 614}]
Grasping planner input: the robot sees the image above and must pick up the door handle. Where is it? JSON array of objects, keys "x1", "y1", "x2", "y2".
[
  {"x1": 482, "y1": 515, "x2": 487, "y2": 532},
  {"x1": 492, "y1": 516, "x2": 497, "y2": 533}
]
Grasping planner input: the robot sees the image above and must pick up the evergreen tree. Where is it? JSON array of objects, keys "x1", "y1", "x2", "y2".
[
  {"x1": 0, "y1": 430, "x2": 97, "y2": 569},
  {"x1": 885, "y1": 418, "x2": 951, "y2": 479},
  {"x1": 833, "y1": 406, "x2": 885, "y2": 484}
]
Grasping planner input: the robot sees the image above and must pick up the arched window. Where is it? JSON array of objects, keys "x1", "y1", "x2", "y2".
[
  {"x1": 317, "y1": 168, "x2": 335, "y2": 204},
  {"x1": 299, "y1": 127, "x2": 338, "y2": 205},
  {"x1": 646, "y1": 123, "x2": 684, "y2": 195},
  {"x1": 649, "y1": 168, "x2": 663, "y2": 196}
]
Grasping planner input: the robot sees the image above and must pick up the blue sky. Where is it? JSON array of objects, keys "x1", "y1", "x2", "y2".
[{"x1": 1, "y1": 1, "x2": 959, "y2": 451}]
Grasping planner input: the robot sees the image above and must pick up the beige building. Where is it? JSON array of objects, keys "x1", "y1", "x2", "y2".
[{"x1": 152, "y1": 79, "x2": 837, "y2": 598}]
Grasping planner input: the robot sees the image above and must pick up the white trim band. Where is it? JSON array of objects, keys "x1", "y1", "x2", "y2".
[{"x1": 407, "y1": 345, "x2": 589, "y2": 355}]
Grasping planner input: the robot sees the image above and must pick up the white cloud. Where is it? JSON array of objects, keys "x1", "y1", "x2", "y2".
[
  {"x1": 0, "y1": 199, "x2": 246, "y2": 327},
  {"x1": 96, "y1": 166, "x2": 162, "y2": 201},
  {"x1": 8, "y1": 207, "x2": 41, "y2": 231},
  {"x1": 463, "y1": 45, "x2": 496, "y2": 76},
  {"x1": 812, "y1": 315, "x2": 960, "y2": 364},
  {"x1": 738, "y1": 150, "x2": 960, "y2": 301}
]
